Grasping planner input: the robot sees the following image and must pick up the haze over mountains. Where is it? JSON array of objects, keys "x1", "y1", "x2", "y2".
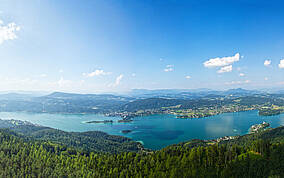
[
  {"x1": 2, "y1": 87, "x2": 282, "y2": 100},
  {"x1": 127, "y1": 88, "x2": 266, "y2": 98},
  {"x1": 0, "y1": 88, "x2": 283, "y2": 102}
]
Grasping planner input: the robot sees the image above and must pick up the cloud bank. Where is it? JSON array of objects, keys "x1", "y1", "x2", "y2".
[{"x1": 225, "y1": 80, "x2": 250, "y2": 85}]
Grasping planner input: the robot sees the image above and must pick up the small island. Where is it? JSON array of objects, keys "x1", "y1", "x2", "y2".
[
  {"x1": 118, "y1": 119, "x2": 133, "y2": 123},
  {"x1": 86, "y1": 120, "x2": 113, "y2": 124},
  {"x1": 121, "y1": 130, "x2": 132, "y2": 134},
  {"x1": 250, "y1": 121, "x2": 270, "y2": 133}
]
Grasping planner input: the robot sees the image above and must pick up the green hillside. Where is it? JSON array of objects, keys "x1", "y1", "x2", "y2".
[
  {"x1": 0, "y1": 119, "x2": 140, "y2": 154},
  {"x1": 0, "y1": 126, "x2": 283, "y2": 177}
]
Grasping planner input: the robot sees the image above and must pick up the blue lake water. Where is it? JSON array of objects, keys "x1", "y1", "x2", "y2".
[{"x1": 0, "y1": 110, "x2": 283, "y2": 150}]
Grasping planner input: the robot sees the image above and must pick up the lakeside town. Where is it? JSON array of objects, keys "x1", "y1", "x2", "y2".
[
  {"x1": 203, "y1": 122, "x2": 271, "y2": 144},
  {"x1": 102, "y1": 103, "x2": 284, "y2": 121}
]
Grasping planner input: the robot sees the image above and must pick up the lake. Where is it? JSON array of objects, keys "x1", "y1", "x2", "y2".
[{"x1": 0, "y1": 110, "x2": 283, "y2": 150}]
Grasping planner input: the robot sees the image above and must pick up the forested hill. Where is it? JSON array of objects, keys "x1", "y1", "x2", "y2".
[
  {"x1": 0, "y1": 119, "x2": 140, "y2": 154},
  {"x1": 121, "y1": 98, "x2": 185, "y2": 111},
  {"x1": 0, "y1": 92, "x2": 134, "y2": 113},
  {"x1": 0, "y1": 124, "x2": 283, "y2": 177},
  {"x1": 120, "y1": 95, "x2": 284, "y2": 112},
  {"x1": 176, "y1": 126, "x2": 284, "y2": 148}
]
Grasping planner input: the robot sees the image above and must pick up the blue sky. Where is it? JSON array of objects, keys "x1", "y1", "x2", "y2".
[{"x1": 0, "y1": 0, "x2": 283, "y2": 93}]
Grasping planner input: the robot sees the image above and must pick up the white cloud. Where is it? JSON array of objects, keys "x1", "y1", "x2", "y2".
[
  {"x1": 264, "y1": 77, "x2": 269, "y2": 81},
  {"x1": 164, "y1": 68, "x2": 173, "y2": 72},
  {"x1": 279, "y1": 59, "x2": 284, "y2": 68},
  {"x1": 0, "y1": 20, "x2": 20, "y2": 44},
  {"x1": 114, "y1": 74, "x2": 124, "y2": 86},
  {"x1": 115, "y1": 74, "x2": 123, "y2": 85},
  {"x1": 164, "y1": 64, "x2": 174, "y2": 72},
  {"x1": 185, "y1": 75, "x2": 191, "y2": 79},
  {"x1": 217, "y1": 65, "x2": 232, "y2": 73},
  {"x1": 203, "y1": 53, "x2": 240, "y2": 68},
  {"x1": 108, "y1": 74, "x2": 124, "y2": 87},
  {"x1": 264, "y1": 60, "x2": 271, "y2": 67},
  {"x1": 83, "y1": 70, "x2": 111, "y2": 77},
  {"x1": 225, "y1": 80, "x2": 250, "y2": 85},
  {"x1": 239, "y1": 73, "x2": 245, "y2": 77}
]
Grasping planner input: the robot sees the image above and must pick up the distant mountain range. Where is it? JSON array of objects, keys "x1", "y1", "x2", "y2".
[
  {"x1": 126, "y1": 88, "x2": 267, "y2": 99},
  {"x1": 0, "y1": 88, "x2": 281, "y2": 114},
  {"x1": 0, "y1": 88, "x2": 281, "y2": 103},
  {"x1": 0, "y1": 88, "x2": 282, "y2": 101},
  {"x1": 0, "y1": 90, "x2": 50, "y2": 97},
  {"x1": 44, "y1": 92, "x2": 133, "y2": 101}
]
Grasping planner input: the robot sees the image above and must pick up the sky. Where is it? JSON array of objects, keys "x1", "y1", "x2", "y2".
[{"x1": 0, "y1": 0, "x2": 283, "y2": 93}]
